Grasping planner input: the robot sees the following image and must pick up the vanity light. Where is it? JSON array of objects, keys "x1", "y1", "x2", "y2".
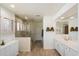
[
  {"x1": 46, "y1": 27, "x2": 54, "y2": 31},
  {"x1": 46, "y1": 27, "x2": 50, "y2": 31},
  {"x1": 51, "y1": 27, "x2": 54, "y2": 31},
  {"x1": 10, "y1": 4, "x2": 15, "y2": 8},
  {"x1": 75, "y1": 27, "x2": 78, "y2": 31},
  {"x1": 70, "y1": 27, "x2": 75, "y2": 32}
]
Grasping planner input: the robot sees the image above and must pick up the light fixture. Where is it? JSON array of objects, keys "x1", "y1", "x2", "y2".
[
  {"x1": 10, "y1": 4, "x2": 15, "y2": 8},
  {"x1": 70, "y1": 27, "x2": 75, "y2": 31},
  {"x1": 60, "y1": 17, "x2": 65, "y2": 19},
  {"x1": 25, "y1": 16, "x2": 28, "y2": 19}
]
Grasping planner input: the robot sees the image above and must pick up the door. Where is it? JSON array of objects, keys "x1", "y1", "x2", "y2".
[{"x1": 64, "y1": 25, "x2": 69, "y2": 34}]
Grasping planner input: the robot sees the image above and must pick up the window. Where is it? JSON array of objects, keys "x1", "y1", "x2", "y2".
[{"x1": 17, "y1": 22, "x2": 20, "y2": 31}]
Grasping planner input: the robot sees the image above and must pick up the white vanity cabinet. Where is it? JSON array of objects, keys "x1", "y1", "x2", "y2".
[
  {"x1": 66, "y1": 48, "x2": 78, "y2": 56},
  {"x1": 64, "y1": 46, "x2": 79, "y2": 56},
  {"x1": 55, "y1": 39, "x2": 79, "y2": 56},
  {"x1": 55, "y1": 40, "x2": 65, "y2": 56}
]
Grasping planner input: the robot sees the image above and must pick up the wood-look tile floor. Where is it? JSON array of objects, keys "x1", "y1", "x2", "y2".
[{"x1": 18, "y1": 40, "x2": 60, "y2": 56}]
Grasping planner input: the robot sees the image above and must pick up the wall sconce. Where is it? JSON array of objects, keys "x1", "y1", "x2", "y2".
[
  {"x1": 46, "y1": 27, "x2": 51, "y2": 31},
  {"x1": 51, "y1": 27, "x2": 54, "y2": 31},
  {"x1": 70, "y1": 27, "x2": 74, "y2": 32},
  {"x1": 75, "y1": 27, "x2": 78, "y2": 31},
  {"x1": 46, "y1": 27, "x2": 54, "y2": 31},
  {"x1": 70, "y1": 27, "x2": 78, "y2": 32}
]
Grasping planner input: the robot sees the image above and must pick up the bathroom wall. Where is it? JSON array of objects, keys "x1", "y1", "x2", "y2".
[
  {"x1": 43, "y1": 16, "x2": 56, "y2": 49},
  {"x1": 69, "y1": 18, "x2": 78, "y2": 41},
  {"x1": 0, "y1": 6, "x2": 15, "y2": 43}
]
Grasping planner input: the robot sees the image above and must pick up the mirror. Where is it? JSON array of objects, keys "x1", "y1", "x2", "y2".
[{"x1": 56, "y1": 21, "x2": 69, "y2": 34}]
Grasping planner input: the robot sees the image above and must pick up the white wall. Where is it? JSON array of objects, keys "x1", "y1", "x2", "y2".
[
  {"x1": 69, "y1": 18, "x2": 78, "y2": 41},
  {"x1": 0, "y1": 7, "x2": 15, "y2": 43},
  {"x1": 43, "y1": 16, "x2": 56, "y2": 49}
]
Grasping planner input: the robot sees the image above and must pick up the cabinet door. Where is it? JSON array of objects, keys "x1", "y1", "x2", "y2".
[
  {"x1": 64, "y1": 46, "x2": 70, "y2": 56},
  {"x1": 55, "y1": 40, "x2": 59, "y2": 51},
  {"x1": 65, "y1": 46, "x2": 79, "y2": 56},
  {"x1": 54, "y1": 40, "x2": 58, "y2": 50},
  {"x1": 0, "y1": 47, "x2": 8, "y2": 56},
  {"x1": 18, "y1": 38, "x2": 31, "y2": 52},
  {"x1": 55, "y1": 40, "x2": 65, "y2": 56},
  {"x1": 69, "y1": 49, "x2": 79, "y2": 56},
  {"x1": 0, "y1": 48, "x2": 4, "y2": 56},
  {"x1": 58, "y1": 43, "x2": 65, "y2": 56}
]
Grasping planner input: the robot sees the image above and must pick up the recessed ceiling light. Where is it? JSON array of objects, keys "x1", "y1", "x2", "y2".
[
  {"x1": 10, "y1": 4, "x2": 15, "y2": 8},
  {"x1": 25, "y1": 16, "x2": 28, "y2": 19},
  {"x1": 60, "y1": 17, "x2": 65, "y2": 19}
]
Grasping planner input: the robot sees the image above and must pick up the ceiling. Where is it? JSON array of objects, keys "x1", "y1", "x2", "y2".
[
  {"x1": 57, "y1": 4, "x2": 77, "y2": 20},
  {"x1": 0, "y1": 3, "x2": 65, "y2": 21}
]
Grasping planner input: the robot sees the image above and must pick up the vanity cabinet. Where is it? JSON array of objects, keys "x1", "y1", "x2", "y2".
[
  {"x1": 55, "y1": 40, "x2": 65, "y2": 55},
  {"x1": 66, "y1": 48, "x2": 78, "y2": 56},
  {"x1": 55, "y1": 39, "x2": 79, "y2": 56}
]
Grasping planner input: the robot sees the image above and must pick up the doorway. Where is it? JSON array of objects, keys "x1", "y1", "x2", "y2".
[
  {"x1": 64, "y1": 25, "x2": 69, "y2": 34},
  {"x1": 30, "y1": 20, "x2": 43, "y2": 50}
]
